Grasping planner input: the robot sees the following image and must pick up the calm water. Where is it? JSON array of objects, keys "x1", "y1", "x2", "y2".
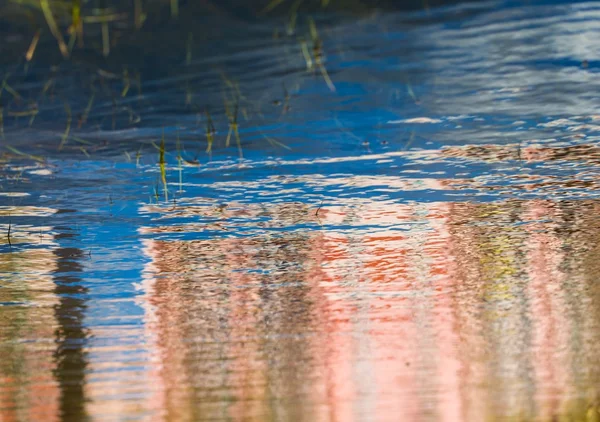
[{"x1": 2, "y1": 1, "x2": 600, "y2": 421}]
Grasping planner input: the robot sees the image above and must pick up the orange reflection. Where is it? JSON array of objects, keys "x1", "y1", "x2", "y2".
[
  {"x1": 0, "y1": 230, "x2": 60, "y2": 422},
  {"x1": 137, "y1": 194, "x2": 600, "y2": 421}
]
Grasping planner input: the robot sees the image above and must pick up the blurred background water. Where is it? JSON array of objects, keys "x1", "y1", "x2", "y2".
[{"x1": 2, "y1": 0, "x2": 600, "y2": 420}]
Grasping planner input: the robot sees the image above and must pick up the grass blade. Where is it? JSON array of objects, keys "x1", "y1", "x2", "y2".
[{"x1": 40, "y1": 0, "x2": 69, "y2": 58}]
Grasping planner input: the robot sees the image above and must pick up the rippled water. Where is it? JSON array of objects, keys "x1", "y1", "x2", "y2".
[{"x1": 2, "y1": 1, "x2": 600, "y2": 421}]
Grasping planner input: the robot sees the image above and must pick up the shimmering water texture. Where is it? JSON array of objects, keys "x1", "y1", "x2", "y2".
[{"x1": 2, "y1": 1, "x2": 600, "y2": 421}]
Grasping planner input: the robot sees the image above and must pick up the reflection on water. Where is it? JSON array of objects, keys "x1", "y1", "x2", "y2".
[
  {"x1": 0, "y1": 232, "x2": 60, "y2": 422},
  {"x1": 4, "y1": 142, "x2": 600, "y2": 420},
  {"x1": 0, "y1": 225, "x2": 88, "y2": 422},
  {"x1": 53, "y1": 231, "x2": 88, "y2": 422},
  {"x1": 132, "y1": 195, "x2": 600, "y2": 421},
  {"x1": 3, "y1": 0, "x2": 600, "y2": 420}
]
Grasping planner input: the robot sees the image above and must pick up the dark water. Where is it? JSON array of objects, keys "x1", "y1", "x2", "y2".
[{"x1": 2, "y1": 1, "x2": 600, "y2": 421}]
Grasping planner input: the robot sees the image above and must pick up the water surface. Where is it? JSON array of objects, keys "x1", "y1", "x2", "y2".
[{"x1": 2, "y1": 1, "x2": 600, "y2": 420}]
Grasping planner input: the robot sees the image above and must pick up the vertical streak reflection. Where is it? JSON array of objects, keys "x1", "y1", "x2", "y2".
[{"x1": 52, "y1": 230, "x2": 89, "y2": 422}]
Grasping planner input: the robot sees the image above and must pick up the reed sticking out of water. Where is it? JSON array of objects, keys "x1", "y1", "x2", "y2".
[
  {"x1": 205, "y1": 108, "x2": 215, "y2": 155},
  {"x1": 299, "y1": 38, "x2": 313, "y2": 70},
  {"x1": 406, "y1": 79, "x2": 419, "y2": 104},
  {"x1": 308, "y1": 17, "x2": 335, "y2": 92},
  {"x1": 71, "y1": 0, "x2": 83, "y2": 47},
  {"x1": 0, "y1": 107, "x2": 4, "y2": 140},
  {"x1": 28, "y1": 107, "x2": 38, "y2": 127},
  {"x1": 159, "y1": 129, "x2": 168, "y2": 201},
  {"x1": 121, "y1": 69, "x2": 130, "y2": 97},
  {"x1": 59, "y1": 101, "x2": 72, "y2": 150},
  {"x1": 41, "y1": 72, "x2": 55, "y2": 98},
  {"x1": 220, "y1": 71, "x2": 248, "y2": 158},
  {"x1": 224, "y1": 96, "x2": 243, "y2": 158},
  {"x1": 7, "y1": 220, "x2": 12, "y2": 248},
  {"x1": 25, "y1": 29, "x2": 41, "y2": 62},
  {"x1": 153, "y1": 179, "x2": 160, "y2": 202},
  {"x1": 224, "y1": 97, "x2": 233, "y2": 147},
  {"x1": 40, "y1": 0, "x2": 69, "y2": 58},
  {"x1": 78, "y1": 91, "x2": 95, "y2": 128},
  {"x1": 315, "y1": 200, "x2": 323, "y2": 216},
  {"x1": 176, "y1": 130, "x2": 183, "y2": 192},
  {"x1": 287, "y1": 0, "x2": 304, "y2": 35},
  {"x1": 219, "y1": 71, "x2": 248, "y2": 104}
]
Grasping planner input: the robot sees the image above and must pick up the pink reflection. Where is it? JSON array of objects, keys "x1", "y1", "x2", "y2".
[
  {"x1": 523, "y1": 201, "x2": 570, "y2": 419},
  {"x1": 137, "y1": 197, "x2": 600, "y2": 421},
  {"x1": 0, "y1": 246, "x2": 60, "y2": 422},
  {"x1": 309, "y1": 202, "x2": 463, "y2": 421}
]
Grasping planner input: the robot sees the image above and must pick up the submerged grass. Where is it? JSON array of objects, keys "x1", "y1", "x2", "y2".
[
  {"x1": 308, "y1": 17, "x2": 335, "y2": 92},
  {"x1": 7, "y1": 107, "x2": 38, "y2": 118},
  {"x1": 40, "y1": 0, "x2": 69, "y2": 58},
  {"x1": 4, "y1": 145, "x2": 45, "y2": 162},
  {"x1": 1, "y1": 76, "x2": 23, "y2": 103},
  {"x1": 265, "y1": 136, "x2": 291, "y2": 150},
  {"x1": 0, "y1": 0, "x2": 393, "y2": 166}
]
